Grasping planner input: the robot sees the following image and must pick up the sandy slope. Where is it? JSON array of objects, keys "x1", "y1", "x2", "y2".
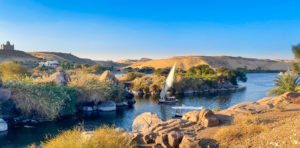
[{"x1": 126, "y1": 56, "x2": 295, "y2": 70}]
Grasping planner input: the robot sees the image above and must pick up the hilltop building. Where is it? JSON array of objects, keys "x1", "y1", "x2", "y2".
[{"x1": 1, "y1": 41, "x2": 14, "y2": 50}]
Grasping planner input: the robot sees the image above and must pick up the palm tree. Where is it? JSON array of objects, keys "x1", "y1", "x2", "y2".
[{"x1": 267, "y1": 72, "x2": 300, "y2": 96}]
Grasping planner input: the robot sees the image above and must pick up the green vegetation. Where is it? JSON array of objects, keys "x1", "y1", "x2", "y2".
[
  {"x1": 36, "y1": 125, "x2": 136, "y2": 148},
  {"x1": 122, "y1": 72, "x2": 144, "y2": 81},
  {"x1": 60, "y1": 61, "x2": 113, "y2": 74},
  {"x1": 0, "y1": 62, "x2": 30, "y2": 81},
  {"x1": 0, "y1": 62, "x2": 127, "y2": 121},
  {"x1": 84, "y1": 64, "x2": 113, "y2": 74},
  {"x1": 292, "y1": 43, "x2": 300, "y2": 59},
  {"x1": 153, "y1": 67, "x2": 171, "y2": 76},
  {"x1": 137, "y1": 66, "x2": 154, "y2": 73},
  {"x1": 291, "y1": 43, "x2": 300, "y2": 73},
  {"x1": 292, "y1": 62, "x2": 300, "y2": 73},
  {"x1": 69, "y1": 71, "x2": 126, "y2": 104},
  {"x1": 132, "y1": 65, "x2": 247, "y2": 95},
  {"x1": 185, "y1": 65, "x2": 215, "y2": 77},
  {"x1": 4, "y1": 80, "x2": 78, "y2": 121},
  {"x1": 132, "y1": 75, "x2": 165, "y2": 94},
  {"x1": 267, "y1": 72, "x2": 300, "y2": 96}
]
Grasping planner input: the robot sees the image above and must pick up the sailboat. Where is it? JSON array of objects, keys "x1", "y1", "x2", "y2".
[{"x1": 159, "y1": 63, "x2": 178, "y2": 103}]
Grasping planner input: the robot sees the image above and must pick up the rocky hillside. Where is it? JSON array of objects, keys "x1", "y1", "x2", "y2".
[
  {"x1": 28, "y1": 52, "x2": 96, "y2": 65},
  {"x1": 126, "y1": 56, "x2": 294, "y2": 71},
  {"x1": 0, "y1": 50, "x2": 38, "y2": 63}
]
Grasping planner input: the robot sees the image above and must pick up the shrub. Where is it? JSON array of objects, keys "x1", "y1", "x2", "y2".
[
  {"x1": 137, "y1": 67, "x2": 154, "y2": 74},
  {"x1": 84, "y1": 64, "x2": 113, "y2": 74},
  {"x1": 185, "y1": 65, "x2": 215, "y2": 77},
  {"x1": 214, "y1": 115, "x2": 268, "y2": 147},
  {"x1": 3, "y1": 80, "x2": 78, "y2": 121},
  {"x1": 132, "y1": 75, "x2": 165, "y2": 94},
  {"x1": 153, "y1": 68, "x2": 170, "y2": 76},
  {"x1": 0, "y1": 62, "x2": 30, "y2": 81},
  {"x1": 69, "y1": 71, "x2": 126, "y2": 103},
  {"x1": 122, "y1": 72, "x2": 144, "y2": 81},
  {"x1": 39, "y1": 125, "x2": 136, "y2": 148}
]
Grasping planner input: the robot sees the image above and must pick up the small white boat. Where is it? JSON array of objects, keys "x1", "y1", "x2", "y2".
[
  {"x1": 172, "y1": 105, "x2": 203, "y2": 117},
  {"x1": 159, "y1": 63, "x2": 178, "y2": 103}
]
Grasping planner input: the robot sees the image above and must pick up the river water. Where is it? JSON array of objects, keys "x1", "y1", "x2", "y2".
[{"x1": 0, "y1": 73, "x2": 277, "y2": 148}]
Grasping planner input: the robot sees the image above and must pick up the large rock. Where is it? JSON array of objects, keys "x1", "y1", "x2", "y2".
[
  {"x1": 198, "y1": 109, "x2": 219, "y2": 127},
  {"x1": 97, "y1": 101, "x2": 116, "y2": 111},
  {"x1": 182, "y1": 111, "x2": 200, "y2": 122},
  {"x1": 0, "y1": 88, "x2": 11, "y2": 101},
  {"x1": 0, "y1": 119, "x2": 8, "y2": 132},
  {"x1": 143, "y1": 131, "x2": 159, "y2": 144},
  {"x1": 132, "y1": 112, "x2": 163, "y2": 132},
  {"x1": 182, "y1": 109, "x2": 220, "y2": 127},
  {"x1": 179, "y1": 135, "x2": 200, "y2": 148},
  {"x1": 155, "y1": 134, "x2": 171, "y2": 148},
  {"x1": 50, "y1": 70, "x2": 71, "y2": 85},
  {"x1": 99, "y1": 70, "x2": 118, "y2": 84},
  {"x1": 168, "y1": 131, "x2": 184, "y2": 148}
]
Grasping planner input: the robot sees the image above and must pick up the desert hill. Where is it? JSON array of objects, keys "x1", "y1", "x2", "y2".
[
  {"x1": 116, "y1": 58, "x2": 152, "y2": 65},
  {"x1": 28, "y1": 52, "x2": 126, "y2": 69},
  {"x1": 28, "y1": 52, "x2": 97, "y2": 65},
  {"x1": 0, "y1": 50, "x2": 38, "y2": 63},
  {"x1": 126, "y1": 56, "x2": 294, "y2": 71}
]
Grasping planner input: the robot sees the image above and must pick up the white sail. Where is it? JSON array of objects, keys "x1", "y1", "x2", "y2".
[{"x1": 160, "y1": 63, "x2": 176, "y2": 99}]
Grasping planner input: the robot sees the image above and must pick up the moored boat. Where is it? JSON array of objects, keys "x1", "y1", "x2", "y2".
[{"x1": 159, "y1": 63, "x2": 178, "y2": 103}]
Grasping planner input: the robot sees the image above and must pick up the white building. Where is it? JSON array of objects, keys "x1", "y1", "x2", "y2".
[{"x1": 39, "y1": 61, "x2": 60, "y2": 68}]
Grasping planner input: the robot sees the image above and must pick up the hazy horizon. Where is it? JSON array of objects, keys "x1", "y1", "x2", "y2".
[{"x1": 1, "y1": 0, "x2": 300, "y2": 61}]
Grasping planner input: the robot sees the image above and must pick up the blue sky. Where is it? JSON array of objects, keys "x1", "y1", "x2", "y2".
[{"x1": 0, "y1": 0, "x2": 300, "y2": 61}]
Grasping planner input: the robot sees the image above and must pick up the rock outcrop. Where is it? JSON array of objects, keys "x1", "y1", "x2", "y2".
[
  {"x1": 218, "y1": 92, "x2": 299, "y2": 116},
  {"x1": 99, "y1": 70, "x2": 118, "y2": 84},
  {"x1": 182, "y1": 109, "x2": 220, "y2": 127},
  {"x1": 50, "y1": 70, "x2": 71, "y2": 85},
  {"x1": 132, "y1": 112, "x2": 163, "y2": 132},
  {"x1": 97, "y1": 101, "x2": 116, "y2": 111},
  {"x1": 131, "y1": 111, "x2": 220, "y2": 148},
  {"x1": 130, "y1": 92, "x2": 300, "y2": 148}
]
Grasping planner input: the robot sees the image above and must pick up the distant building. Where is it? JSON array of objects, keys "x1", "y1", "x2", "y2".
[
  {"x1": 1, "y1": 41, "x2": 14, "y2": 50},
  {"x1": 39, "y1": 61, "x2": 60, "y2": 68}
]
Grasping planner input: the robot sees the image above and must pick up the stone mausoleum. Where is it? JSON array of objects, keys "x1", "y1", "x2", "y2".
[{"x1": 1, "y1": 41, "x2": 14, "y2": 50}]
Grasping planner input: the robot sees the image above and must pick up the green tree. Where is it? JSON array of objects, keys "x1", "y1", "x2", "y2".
[
  {"x1": 61, "y1": 61, "x2": 71, "y2": 70},
  {"x1": 267, "y1": 72, "x2": 300, "y2": 96},
  {"x1": 292, "y1": 63, "x2": 300, "y2": 73},
  {"x1": 186, "y1": 65, "x2": 215, "y2": 77},
  {"x1": 292, "y1": 43, "x2": 300, "y2": 59}
]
